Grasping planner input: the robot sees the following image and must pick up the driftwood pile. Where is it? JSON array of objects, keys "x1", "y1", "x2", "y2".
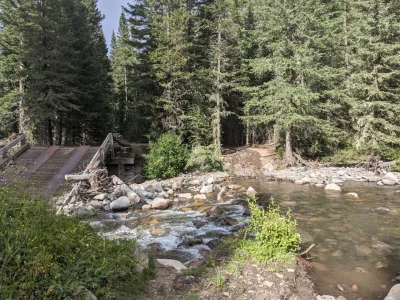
[
  {"x1": 57, "y1": 168, "x2": 140, "y2": 215},
  {"x1": 361, "y1": 154, "x2": 397, "y2": 173}
]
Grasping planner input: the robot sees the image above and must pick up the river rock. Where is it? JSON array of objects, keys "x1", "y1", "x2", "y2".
[
  {"x1": 167, "y1": 189, "x2": 174, "y2": 195},
  {"x1": 172, "y1": 182, "x2": 182, "y2": 190},
  {"x1": 385, "y1": 284, "x2": 400, "y2": 300},
  {"x1": 156, "y1": 259, "x2": 187, "y2": 272},
  {"x1": 89, "y1": 200, "x2": 104, "y2": 209},
  {"x1": 384, "y1": 173, "x2": 399, "y2": 184},
  {"x1": 154, "y1": 183, "x2": 164, "y2": 192},
  {"x1": 110, "y1": 196, "x2": 131, "y2": 211},
  {"x1": 151, "y1": 198, "x2": 171, "y2": 210},
  {"x1": 228, "y1": 184, "x2": 243, "y2": 190},
  {"x1": 377, "y1": 181, "x2": 384, "y2": 186},
  {"x1": 325, "y1": 183, "x2": 341, "y2": 192},
  {"x1": 200, "y1": 185, "x2": 213, "y2": 194},
  {"x1": 173, "y1": 177, "x2": 184, "y2": 184},
  {"x1": 159, "y1": 191, "x2": 169, "y2": 198},
  {"x1": 301, "y1": 177, "x2": 312, "y2": 184},
  {"x1": 295, "y1": 180, "x2": 304, "y2": 185},
  {"x1": 135, "y1": 189, "x2": 148, "y2": 198},
  {"x1": 224, "y1": 216, "x2": 239, "y2": 226},
  {"x1": 73, "y1": 286, "x2": 97, "y2": 300},
  {"x1": 383, "y1": 179, "x2": 396, "y2": 186},
  {"x1": 207, "y1": 177, "x2": 215, "y2": 184},
  {"x1": 178, "y1": 193, "x2": 193, "y2": 200},
  {"x1": 345, "y1": 192, "x2": 359, "y2": 198},
  {"x1": 315, "y1": 183, "x2": 325, "y2": 188},
  {"x1": 194, "y1": 194, "x2": 207, "y2": 200},
  {"x1": 246, "y1": 186, "x2": 257, "y2": 198},
  {"x1": 94, "y1": 193, "x2": 108, "y2": 201}
]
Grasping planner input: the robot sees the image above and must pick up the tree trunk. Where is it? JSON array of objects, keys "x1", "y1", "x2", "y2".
[
  {"x1": 48, "y1": 119, "x2": 53, "y2": 146},
  {"x1": 57, "y1": 113, "x2": 63, "y2": 146},
  {"x1": 343, "y1": 0, "x2": 350, "y2": 87},
  {"x1": 124, "y1": 65, "x2": 128, "y2": 122},
  {"x1": 214, "y1": 17, "x2": 222, "y2": 157},
  {"x1": 285, "y1": 130, "x2": 294, "y2": 167}
]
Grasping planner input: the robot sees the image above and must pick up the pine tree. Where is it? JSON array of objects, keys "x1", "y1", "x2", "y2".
[
  {"x1": 349, "y1": 0, "x2": 400, "y2": 153},
  {"x1": 243, "y1": 0, "x2": 345, "y2": 164}
]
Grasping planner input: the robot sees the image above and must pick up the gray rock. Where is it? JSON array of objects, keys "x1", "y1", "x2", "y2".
[
  {"x1": 167, "y1": 189, "x2": 174, "y2": 195},
  {"x1": 159, "y1": 191, "x2": 169, "y2": 198},
  {"x1": 301, "y1": 177, "x2": 311, "y2": 184},
  {"x1": 94, "y1": 193, "x2": 108, "y2": 201},
  {"x1": 110, "y1": 196, "x2": 131, "y2": 211},
  {"x1": 345, "y1": 192, "x2": 359, "y2": 198},
  {"x1": 246, "y1": 186, "x2": 257, "y2": 197},
  {"x1": 384, "y1": 173, "x2": 399, "y2": 184},
  {"x1": 200, "y1": 185, "x2": 213, "y2": 194},
  {"x1": 207, "y1": 177, "x2": 215, "y2": 184},
  {"x1": 383, "y1": 179, "x2": 396, "y2": 186},
  {"x1": 156, "y1": 259, "x2": 187, "y2": 272},
  {"x1": 172, "y1": 182, "x2": 182, "y2": 190},
  {"x1": 325, "y1": 183, "x2": 341, "y2": 191},
  {"x1": 385, "y1": 284, "x2": 400, "y2": 300},
  {"x1": 178, "y1": 193, "x2": 193, "y2": 200},
  {"x1": 73, "y1": 286, "x2": 97, "y2": 300},
  {"x1": 142, "y1": 204, "x2": 151, "y2": 210},
  {"x1": 135, "y1": 189, "x2": 149, "y2": 198},
  {"x1": 89, "y1": 200, "x2": 104, "y2": 209},
  {"x1": 294, "y1": 180, "x2": 304, "y2": 185},
  {"x1": 151, "y1": 198, "x2": 171, "y2": 210},
  {"x1": 154, "y1": 182, "x2": 164, "y2": 192},
  {"x1": 194, "y1": 194, "x2": 207, "y2": 200}
]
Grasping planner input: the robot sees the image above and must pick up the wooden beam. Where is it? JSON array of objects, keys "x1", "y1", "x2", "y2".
[
  {"x1": 0, "y1": 134, "x2": 26, "y2": 158},
  {"x1": 65, "y1": 174, "x2": 91, "y2": 181},
  {"x1": 107, "y1": 158, "x2": 135, "y2": 165}
]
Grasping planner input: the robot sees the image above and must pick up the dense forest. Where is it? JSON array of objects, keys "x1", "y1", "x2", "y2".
[{"x1": 1, "y1": 0, "x2": 400, "y2": 165}]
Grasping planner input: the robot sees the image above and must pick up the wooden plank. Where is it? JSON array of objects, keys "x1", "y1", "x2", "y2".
[
  {"x1": 0, "y1": 134, "x2": 26, "y2": 157},
  {"x1": 43, "y1": 146, "x2": 90, "y2": 199},
  {"x1": 107, "y1": 158, "x2": 135, "y2": 165},
  {"x1": 26, "y1": 146, "x2": 60, "y2": 173},
  {"x1": 0, "y1": 157, "x2": 12, "y2": 169},
  {"x1": 13, "y1": 143, "x2": 30, "y2": 159}
]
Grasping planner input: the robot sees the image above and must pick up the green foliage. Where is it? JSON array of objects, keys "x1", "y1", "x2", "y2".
[
  {"x1": 241, "y1": 198, "x2": 300, "y2": 263},
  {"x1": 144, "y1": 132, "x2": 189, "y2": 179},
  {"x1": 184, "y1": 293, "x2": 200, "y2": 300},
  {"x1": 325, "y1": 146, "x2": 368, "y2": 165},
  {"x1": 0, "y1": 188, "x2": 149, "y2": 299},
  {"x1": 213, "y1": 267, "x2": 225, "y2": 287},
  {"x1": 185, "y1": 145, "x2": 223, "y2": 172},
  {"x1": 184, "y1": 266, "x2": 207, "y2": 277}
]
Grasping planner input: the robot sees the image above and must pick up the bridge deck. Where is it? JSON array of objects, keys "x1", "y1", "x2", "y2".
[{"x1": 1, "y1": 146, "x2": 99, "y2": 199}]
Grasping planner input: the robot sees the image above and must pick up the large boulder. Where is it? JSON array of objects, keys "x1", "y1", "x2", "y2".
[
  {"x1": 384, "y1": 173, "x2": 399, "y2": 184},
  {"x1": 151, "y1": 198, "x2": 171, "y2": 210},
  {"x1": 325, "y1": 183, "x2": 341, "y2": 192},
  {"x1": 110, "y1": 196, "x2": 132, "y2": 211},
  {"x1": 156, "y1": 259, "x2": 187, "y2": 272}
]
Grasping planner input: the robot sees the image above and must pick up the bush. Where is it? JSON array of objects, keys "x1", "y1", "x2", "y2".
[
  {"x1": 0, "y1": 188, "x2": 148, "y2": 299},
  {"x1": 144, "y1": 132, "x2": 189, "y2": 179},
  {"x1": 241, "y1": 198, "x2": 300, "y2": 263},
  {"x1": 185, "y1": 145, "x2": 223, "y2": 172},
  {"x1": 324, "y1": 146, "x2": 367, "y2": 165}
]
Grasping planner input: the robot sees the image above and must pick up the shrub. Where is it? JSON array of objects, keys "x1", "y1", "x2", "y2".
[
  {"x1": 144, "y1": 132, "x2": 189, "y2": 179},
  {"x1": 185, "y1": 145, "x2": 223, "y2": 172},
  {"x1": 241, "y1": 197, "x2": 300, "y2": 263},
  {"x1": 0, "y1": 188, "x2": 148, "y2": 299}
]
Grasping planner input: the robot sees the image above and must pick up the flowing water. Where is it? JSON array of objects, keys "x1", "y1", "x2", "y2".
[{"x1": 91, "y1": 181, "x2": 400, "y2": 300}]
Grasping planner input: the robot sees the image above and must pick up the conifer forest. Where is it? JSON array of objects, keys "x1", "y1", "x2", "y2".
[{"x1": 1, "y1": 0, "x2": 400, "y2": 163}]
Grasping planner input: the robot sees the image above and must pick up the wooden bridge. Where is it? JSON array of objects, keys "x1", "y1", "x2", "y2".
[{"x1": 0, "y1": 133, "x2": 136, "y2": 199}]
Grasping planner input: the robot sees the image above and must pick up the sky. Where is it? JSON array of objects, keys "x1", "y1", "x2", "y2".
[{"x1": 97, "y1": 0, "x2": 131, "y2": 51}]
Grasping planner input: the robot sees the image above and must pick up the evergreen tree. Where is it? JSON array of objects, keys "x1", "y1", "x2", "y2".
[{"x1": 349, "y1": 0, "x2": 400, "y2": 153}]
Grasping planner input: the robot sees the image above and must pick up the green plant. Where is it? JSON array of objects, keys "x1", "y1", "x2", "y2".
[
  {"x1": 227, "y1": 262, "x2": 239, "y2": 275},
  {"x1": 184, "y1": 293, "x2": 200, "y2": 300},
  {"x1": 324, "y1": 146, "x2": 367, "y2": 165},
  {"x1": 185, "y1": 145, "x2": 223, "y2": 172},
  {"x1": 144, "y1": 132, "x2": 189, "y2": 179},
  {"x1": 214, "y1": 267, "x2": 225, "y2": 287},
  {"x1": 241, "y1": 197, "x2": 300, "y2": 263},
  {"x1": 185, "y1": 266, "x2": 207, "y2": 277},
  {"x1": 0, "y1": 188, "x2": 149, "y2": 299}
]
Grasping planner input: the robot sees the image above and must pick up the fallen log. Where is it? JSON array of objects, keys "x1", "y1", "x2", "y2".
[
  {"x1": 111, "y1": 175, "x2": 140, "y2": 204},
  {"x1": 65, "y1": 174, "x2": 91, "y2": 181},
  {"x1": 300, "y1": 244, "x2": 315, "y2": 257}
]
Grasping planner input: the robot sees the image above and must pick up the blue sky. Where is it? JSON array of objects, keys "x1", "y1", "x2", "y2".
[{"x1": 98, "y1": 0, "x2": 131, "y2": 50}]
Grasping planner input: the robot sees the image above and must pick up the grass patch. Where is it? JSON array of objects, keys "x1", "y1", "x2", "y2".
[
  {"x1": 184, "y1": 293, "x2": 200, "y2": 300},
  {"x1": 213, "y1": 267, "x2": 225, "y2": 287},
  {"x1": 0, "y1": 188, "x2": 151, "y2": 299},
  {"x1": 185, "y1": 266, "x2": 207, "y2": 277}
]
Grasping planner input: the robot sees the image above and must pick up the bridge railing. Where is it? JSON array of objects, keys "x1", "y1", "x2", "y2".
[
  {"x1": 57, "y1": 133, "x2": 114, "y2": 214},
  {"x1": 0, "y1": 134, "x2": 30, "y2": 169}
]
